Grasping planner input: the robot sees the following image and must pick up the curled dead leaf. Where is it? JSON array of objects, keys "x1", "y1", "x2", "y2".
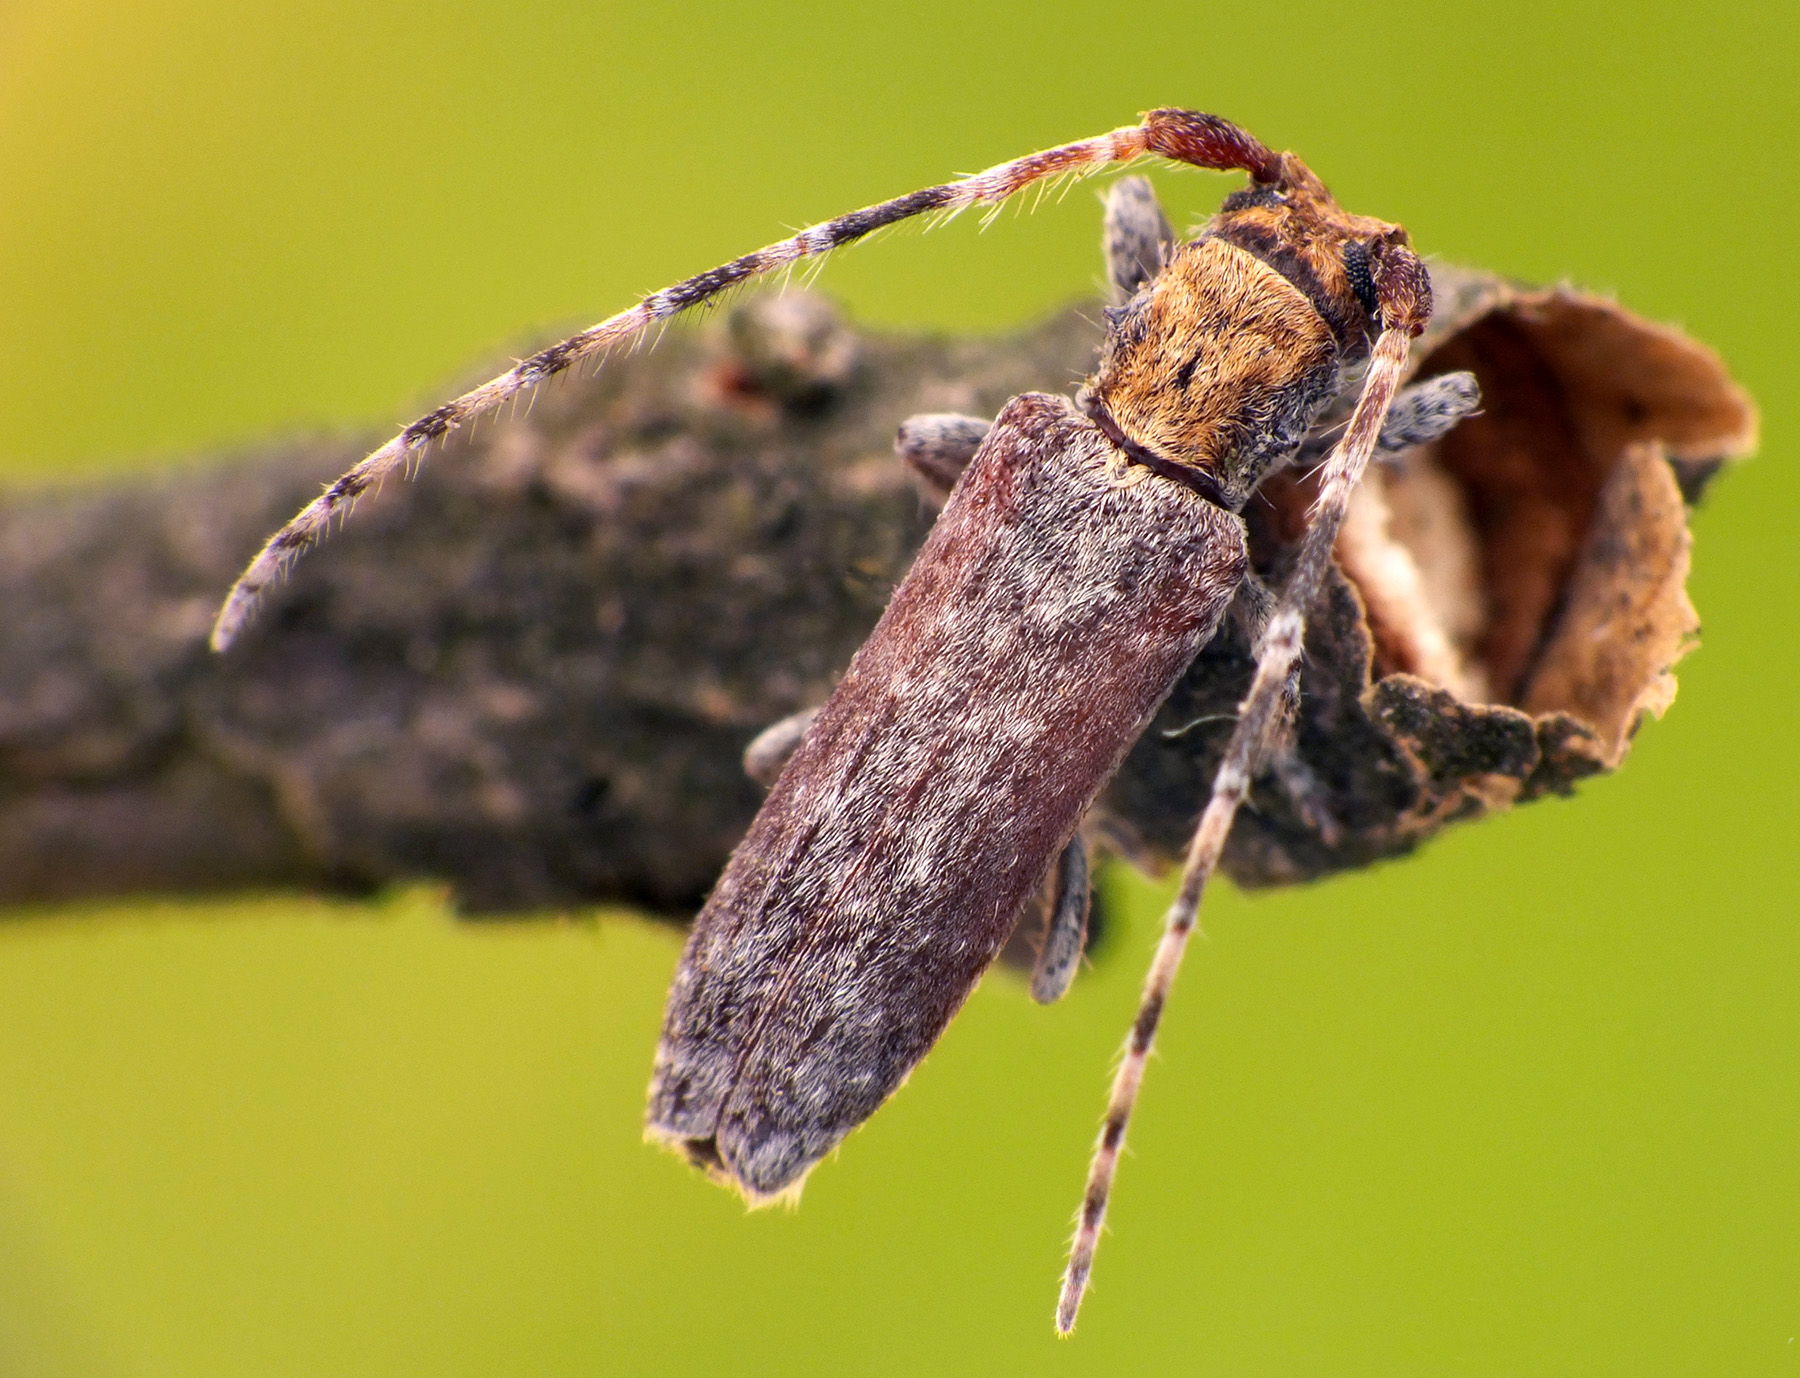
[{"x1": 1096, "y1": 263, "x2": 1756, "y2": 886}]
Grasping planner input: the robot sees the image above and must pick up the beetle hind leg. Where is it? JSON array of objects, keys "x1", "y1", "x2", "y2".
[
  {"x1": 742, "y1": 707, "x2": 820, "y2": 787},
  {"x1": 1029, "y1": 835, "x2": 1093, "y2": 1004}
]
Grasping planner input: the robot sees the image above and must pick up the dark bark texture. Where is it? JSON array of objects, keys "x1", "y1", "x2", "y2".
[{"x1": 0, "y1": 268, "x2": 1755, "y2": 919}]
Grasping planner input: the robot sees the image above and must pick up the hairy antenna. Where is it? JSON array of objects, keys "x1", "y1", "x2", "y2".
[
  {"x1": 209, "y1": 109, "x2": 1282, "y2": 650},
  {"x1": 1054, "y1": 252, "x2": 1432, "y2": 1335}
]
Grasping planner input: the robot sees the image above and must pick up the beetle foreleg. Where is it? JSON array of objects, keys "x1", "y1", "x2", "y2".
[{"x1": 1101, "y1": 176, "x2": 1176, "y2": 305}]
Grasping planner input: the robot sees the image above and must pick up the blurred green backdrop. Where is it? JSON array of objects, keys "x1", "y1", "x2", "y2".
[{"x1": 1, "y1": 1, "x2": 1796, "y2": 1373}]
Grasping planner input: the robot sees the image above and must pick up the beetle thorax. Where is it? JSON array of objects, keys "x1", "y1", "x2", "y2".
[{"x1": 1086, "y1": 238, "x2": 1342, "y2": 511}]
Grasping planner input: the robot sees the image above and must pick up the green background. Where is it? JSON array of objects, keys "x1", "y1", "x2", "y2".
[{"x1": 1, "y1": 1, "x2": 1795, "y2": 1373}]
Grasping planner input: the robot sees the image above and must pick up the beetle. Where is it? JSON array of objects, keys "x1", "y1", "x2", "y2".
[{"x1": 213, "y1": 109, "x2": 1476, "y2": 1333}]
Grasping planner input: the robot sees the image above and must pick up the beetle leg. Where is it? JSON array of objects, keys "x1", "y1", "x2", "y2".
[
  {"x1": 1029, "y1": 834, "x2": 1092, "y2": 1005},
  {"x1": 1293, "y1": 369, "x2": 1481, "y2": 471},
  {"x1": 1229, "y1": 566, "x2": 1277, "y2": 648},
  {"x1": 1102, "y1": 176, "x2": 1176, "y2": 304},
  {"x1": 1269, "y1": 749, "x2": 1344, "y2": 847},
  {"x1": 1372, "y1": 370, "x2": 1481, "y2": 457},
  {"x1": 741, "y1": 707, "x2": 819, "y2": 788},
  {"x1": 896, "y1": 413, "x2": 991, "y2": 502},
  {"x1": 1231, "y1": 569, "x2": 1300, "y2": 725}
]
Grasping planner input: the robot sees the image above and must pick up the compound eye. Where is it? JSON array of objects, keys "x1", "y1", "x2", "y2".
[{"x1": 1343, "y1": 241, "x2": 1381, "y2": 323}]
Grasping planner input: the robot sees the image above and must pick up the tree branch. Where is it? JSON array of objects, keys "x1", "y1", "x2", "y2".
[{"x1": 0, "y1": 271, "x2": 1754, "y2": 920}]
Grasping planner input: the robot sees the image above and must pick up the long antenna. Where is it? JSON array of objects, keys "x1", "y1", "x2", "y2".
[
  {"x1": 210, "y1": 110, "x2": 1282, "y2": 650},
  {"x1": 1054, "y1": 252, "x2": 1432, "y2": 1336}
]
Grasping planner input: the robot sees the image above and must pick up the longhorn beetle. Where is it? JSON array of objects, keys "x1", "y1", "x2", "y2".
[{"x1": 213, "y1": 109, "x2": 1482, "y2": 1334}]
